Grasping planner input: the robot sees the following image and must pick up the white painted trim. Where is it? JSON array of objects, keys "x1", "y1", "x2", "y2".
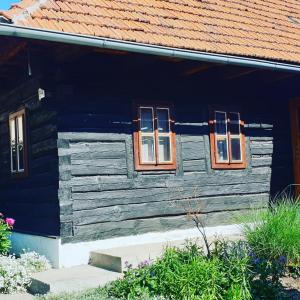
[
  {"x1": 10, "y1": 224, "x2": 243, "y2": 268},
  {"x1": 59, "y1": 224, "x2": 242, "y2": 268}
]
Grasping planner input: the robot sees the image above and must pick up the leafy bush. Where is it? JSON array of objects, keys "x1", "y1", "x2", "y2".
[
  {"x1": 0, "y1": 213, "x2": 15, "y2": 254},
  {"x1": 0, "y1": 252, "x2": 51, "y2": 294},
  {"x1": 243, "y1": 199, "x2": 300, "y2": 265},
  {"x1": 107, "y1": 242, "x2": 252, "y2": 300}
]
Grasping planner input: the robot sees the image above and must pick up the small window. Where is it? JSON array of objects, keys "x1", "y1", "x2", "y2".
[
  {"x1": 9, "y1": 109, "x2": 28, "y2": 177},
  {"x1": 209, "y1": 110, "x2": 246, "y2": 169},
  {"x1": 133, "y1": 104, "x2": 176, "y2": 170}
]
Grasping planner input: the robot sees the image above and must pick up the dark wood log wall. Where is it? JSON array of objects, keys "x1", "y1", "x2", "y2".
[
  {"x1": 0, "y1": 49, "x2": 294, "y2": 243},
  {"x1": 56, "y1": 77, "x2": 293, "y2": 244},
  {"x1": 0, "y1": 78, "x2": 60, "y2": 236}
]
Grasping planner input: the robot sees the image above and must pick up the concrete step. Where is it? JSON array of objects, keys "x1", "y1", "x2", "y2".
[
  {"x1": 90, "y1": 240, "x2": 183, "y2": 273},
  {"x1": 90, "y1": 233, "x2": 244, "y2": 273},
  {"x1": 28, "y1": 265, "x2": 121, "y2": 295}
]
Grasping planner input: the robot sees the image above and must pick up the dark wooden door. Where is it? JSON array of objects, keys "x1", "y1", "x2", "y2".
[{"x1": 290, "y1": 98, "x2": 300, "y2": 197}]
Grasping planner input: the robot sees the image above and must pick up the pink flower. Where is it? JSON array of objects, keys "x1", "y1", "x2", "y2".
[
  {"x1": 5, "y1": 218, "x2": 15, "y2": 226},
  {"x1": 0, "y1": 213, "x2": 3, "y2": 218}
]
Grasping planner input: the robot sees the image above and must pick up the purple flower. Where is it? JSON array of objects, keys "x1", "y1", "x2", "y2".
[
  {"x1": 254, "y1": 258, "x2": 261, "y2": 265},
  {"x1": 124, "y1": 260, "x2": 132, "y2": 269},
  {"x1": 138, "y1": 259, "x2": 152, "y2": 268},
  {"x1": 279, "y1": 256, "x2": 287, "y2": 265}
]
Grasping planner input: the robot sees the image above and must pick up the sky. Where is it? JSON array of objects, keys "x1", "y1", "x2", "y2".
[{"x1": 0, "y1": 0, "x2": 15, "y2": 10}]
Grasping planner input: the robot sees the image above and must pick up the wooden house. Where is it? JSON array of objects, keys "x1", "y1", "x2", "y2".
[{"x1": 0, "y1": 0, "x2": 299, "y2": 267}]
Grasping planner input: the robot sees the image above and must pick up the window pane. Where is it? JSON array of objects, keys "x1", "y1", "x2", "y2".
[
  {"x1": 17, "y1": 115, "x2": 24, "y2": 144},
  {"x1": 215, "y1": 112, "x2": 227, "y2": 135},
  {"x1": 229, "y1": 113, "x2": 240, "y2": 135},
  {"x1": 9, "y1": 119, "x2": 17, "y2": 172},
  {"x1": 140, "y1": 108, "x2": 153, "y2": 133},
  {"x1": 157, "y1": 109, "x2": 170, "y2": 133},
  {"x1": 17, "y1": 116, "x2": 24, "y2": 170},
  {"x1": 231, "y1": 137, "x2": 242, "y2": 161},
  {"x1": 141, "y1": 136, "x2": 155, "y2": 163},
  {"x1": 298, "y1": 108, "x2": 300, "y2": 134},
  {"x1": 18, "y1": 144, "x2": 24, "y2": 171},
  {"x1": 216, "y1": 137, "x2": 228, "y2": 162},
  {"x1": 158, "y1": 136, "x2": 171, "y2": 162}
]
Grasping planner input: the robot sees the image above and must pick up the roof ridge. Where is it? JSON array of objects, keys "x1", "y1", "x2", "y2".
[{"x1": 0, "y1": 0, "x2": 48, "y2": 24}]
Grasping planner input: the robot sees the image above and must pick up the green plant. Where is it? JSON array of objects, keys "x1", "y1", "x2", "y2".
[
  {"x1": 0, "y1": 214, "x2": 14, "y2": 254},
  {"x1": 37, "y1": 288, "x2": 112, "y2": 300},
  {"x1": 107, "y1": 242, "x2": 252, "y2": 300},
  {"x1": 243, "y1": 199, "x2": 300, "y2": 265}
]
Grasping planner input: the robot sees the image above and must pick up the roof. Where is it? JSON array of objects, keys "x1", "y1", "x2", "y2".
[{"x1": 1, "y1": 0, "x2": 300, "y2": 64}]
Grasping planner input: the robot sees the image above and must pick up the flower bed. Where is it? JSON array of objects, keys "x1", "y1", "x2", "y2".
[
  {"x1": 0, "y1": 213, "x2": 51, "y2": 294},
  {"x1": 39, "y1": 198, "x2": 300, "y2": 300}
]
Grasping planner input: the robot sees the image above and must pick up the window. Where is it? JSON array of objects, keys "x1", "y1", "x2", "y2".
[
  {"x1": 133, "y1": 104, "x2": 176, "y2": 170},
  {"x1": 209, "y1": 110, "x2": 246, "y2": 169},
  {"x1": 9, "y1": 109, "x2": 28, "y2": 176}
]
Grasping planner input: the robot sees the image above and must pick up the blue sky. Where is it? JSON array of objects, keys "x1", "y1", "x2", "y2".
[{"x1": 0, "y1": 0, "x2": 15, "y2": 10}]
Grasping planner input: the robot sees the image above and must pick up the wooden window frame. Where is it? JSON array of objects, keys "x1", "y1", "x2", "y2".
[
  {"x1": 133, "y1": 102, "x2": 177, "y2": 171},
  {"x1": 9, "y1": 108, "x2": 28, "y2": 178},
  {"x1": 209, "y1": 110, "x2": 246, "y2": 169}
]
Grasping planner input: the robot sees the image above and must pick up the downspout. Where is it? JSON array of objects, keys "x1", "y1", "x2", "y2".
[{"x1": 1, "y1": 23, "x2": 300, "y2": 73}]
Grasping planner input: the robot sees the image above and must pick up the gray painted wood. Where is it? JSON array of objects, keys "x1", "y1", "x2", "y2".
[
  {"x1": 69, "y1": 209, "x2": 251, "y2": 243},
  {"x1": 56, "y1": 94, "x2": 293, "y2": 243}
]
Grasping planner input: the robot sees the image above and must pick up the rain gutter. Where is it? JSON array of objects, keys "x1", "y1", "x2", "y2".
[{"x1": 0, "y1": 23, "x2": 300, "y2": 73}]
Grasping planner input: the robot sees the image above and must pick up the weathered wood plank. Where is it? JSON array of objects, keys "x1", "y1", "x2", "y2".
[
  {"x1": 32, "y1": 138, "x2": 57, "y2": 157},
  {"x1": 251, "y1": 157, "x2": 272, "y2": 167},
  {"x1": 72, "y1": 182, "x2": 270, "y2": 210},
  {"x1": 70, "y1": 172, "x2": 271, "y2": 193},
  {"x1": 73, "y1": 193, "x2": 269, "y2": 225},
  {"x1": 250, "y1": 145, "x2": 273, "y2": 155},
  {"x1": 69, "y1": 142, "x2": 126, "y2": 159},
  {"x1": 71, "y1": 158, "x2": 127, "y2": 176},
  {"x1": 181, "y1": 140, "x2": 205, "y2": 160},
  {"x1": 31, "y1": 123, "x2": 57, "y2": 144},
  {"x1": 30, "y1": 110, "x2": 57, "y2": 129},
  {"x1": 183, "y1": 159, "x2": 206, "y2": 172},
  {"x1": 58, "y1": 132, "x2": 128, "y2": 142},
  {"x1": 69, "y1": 209, "x2": 251, "y2": 243}
]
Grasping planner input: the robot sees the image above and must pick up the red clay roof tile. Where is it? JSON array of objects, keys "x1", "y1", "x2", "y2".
[{"x1": 1, "y1": 0, "x2": 300, "y2": 64}]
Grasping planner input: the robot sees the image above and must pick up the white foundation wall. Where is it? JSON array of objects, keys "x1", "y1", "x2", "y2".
[
  {"x1": 10, "y1": 232, "x2": 61, "y2": 268},
  {"x1": 11, "y1": 224, "x2": 242, "y2": 268}
]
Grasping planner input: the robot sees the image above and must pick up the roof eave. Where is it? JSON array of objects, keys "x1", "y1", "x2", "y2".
[{"x1": 0, "y1": 23, "x2": 300, "y2": 73}]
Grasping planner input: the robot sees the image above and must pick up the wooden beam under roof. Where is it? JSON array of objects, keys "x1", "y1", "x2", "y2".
[
  {"x1": 158, "y1": 56, "x2": 183, "y2": 63},
  {"x1": 225, "y1": 68, "x2": 257, "y2": 80},
  {"x1": 93, "y1": 48, "x2": 129, "y2": 56},
  {"x1": 183, "y1": 63, "x2": 219, "y2": 76},
  {"x1": 0, "y1": 41, "x2": 27, "y2": 66},
  {"x1": 267, "y1": 73, "x2": 296, "y2": 83}
]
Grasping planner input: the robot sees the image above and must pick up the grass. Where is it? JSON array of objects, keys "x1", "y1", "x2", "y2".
[
  {"x1": 37, "y1": 288, "x2": 110, "y2": 300},
  {"x1": 243, "y1": 199, "x2": 300, "y2": 264}
]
